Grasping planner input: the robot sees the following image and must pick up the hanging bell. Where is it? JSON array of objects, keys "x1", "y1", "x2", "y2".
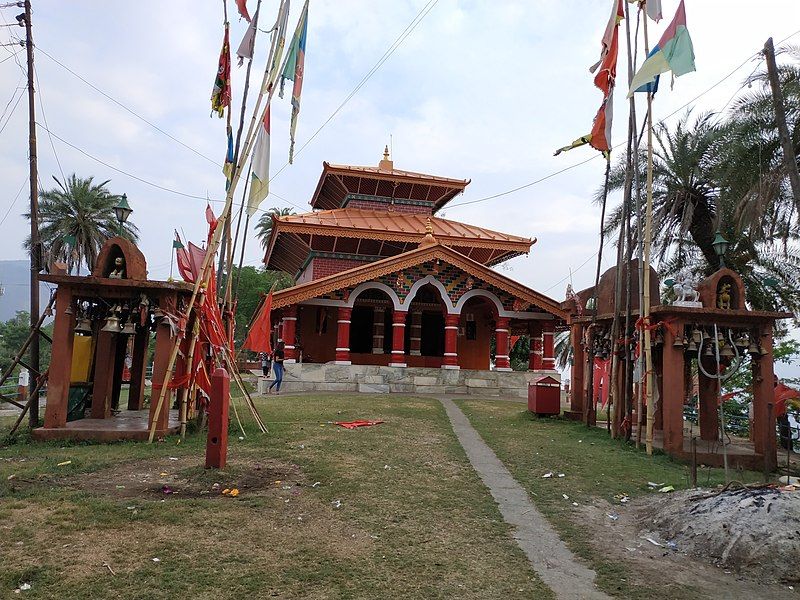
[
  {"x1": 759, "y1": 345, "x2": 769, "y2": 356},
  {"x1": 153, "y1": 307, "x2": 164, "y2": 319},
  {"x1": 121, "y1": 319, "x2": 136, "y2": 335},
  {"x1": 692, "y1": 328, "x2": 703, "y2": 344},
  {"x1": 734, "y1": 332, "x2": 749, "y2": 349},
  {"x1": 654, "y1": 330, "x2": 664, "y2": 345},
  {"x1": 673, "y1": 334, "x2": 684, "y2": 348},
  {"x1": 686, "y1": 339, "x2": 698, "y2": 353},
  {"x1": 720, "y1": 343, "x2": 735, "y2": 359},
  {"x1": 704, "y1": 343, "x2": 714, "y2": 357},
  {"x1": 74, "y1": 317, "x2": 92, "y2": 335},
  {"x1": 102, "y1": 314, "x2": 121, "y2": 332},
  {"x1": 748, "y1": 341, "x2": 760, "y2": 355}
]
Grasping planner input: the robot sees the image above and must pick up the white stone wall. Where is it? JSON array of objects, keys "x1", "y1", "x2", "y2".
[{"x1": 276, "y1": 363, "x2": 560, "y2": 399}]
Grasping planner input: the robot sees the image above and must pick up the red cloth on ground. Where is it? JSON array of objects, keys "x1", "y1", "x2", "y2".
[{"x1": 335, "y1": 420, "x2": 385, "y2": 430}]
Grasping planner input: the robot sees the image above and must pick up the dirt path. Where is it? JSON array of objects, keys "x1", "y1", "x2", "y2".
[{"x1": 439, "y1": 397, "x2": 609, "y2": 600}]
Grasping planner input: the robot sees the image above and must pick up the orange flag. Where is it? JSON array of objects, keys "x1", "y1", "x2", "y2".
[{"x1": 244, "y1": 290, "x2": 273, "y2": 354}]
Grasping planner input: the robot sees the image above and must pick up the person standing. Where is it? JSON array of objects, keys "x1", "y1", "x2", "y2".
[{"x1": 268, "y1": 342, "x2": 285, "y2": 394}]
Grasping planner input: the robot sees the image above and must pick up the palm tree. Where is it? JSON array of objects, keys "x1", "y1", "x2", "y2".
[
  {"x1": 255, "y1": 206, "x2": 295, "y2": 249},
  {"x1": 25, "y1": 174, "x2": 139, "y2": 274}
]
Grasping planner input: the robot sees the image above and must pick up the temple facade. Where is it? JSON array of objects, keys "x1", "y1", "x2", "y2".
[{"x1": 263, "y1": 150, "x2": 567, "y2": 394}]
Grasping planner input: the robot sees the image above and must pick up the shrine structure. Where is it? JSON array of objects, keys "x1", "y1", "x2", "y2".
[{"x1": 261, "y1": 150, "x2": 567, "y2": 396}]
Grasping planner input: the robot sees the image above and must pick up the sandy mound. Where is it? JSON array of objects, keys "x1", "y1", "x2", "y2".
[{"x1": 639, "y1": 485, "x2": 800, "y2": 584}]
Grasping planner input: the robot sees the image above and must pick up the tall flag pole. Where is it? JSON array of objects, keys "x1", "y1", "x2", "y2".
[
  {"x1": 247, "y1": 105, "x2": 271, "y2": 216},
  {"x1": 279, "y1": 0, "x2": 309, "y2": 164},
  {"x1": 554, "y1": 0, "x2": 624, "y2": 158}
]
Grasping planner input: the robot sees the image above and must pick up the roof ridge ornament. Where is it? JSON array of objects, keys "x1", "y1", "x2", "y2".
[
  {"x1": 378, "y1": 145, "x2": 393, "y2": 171},
  {"x1": 420, "y1": 217, "x2": 437, "y2": 248}
]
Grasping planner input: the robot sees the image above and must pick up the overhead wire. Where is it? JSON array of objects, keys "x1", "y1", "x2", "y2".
[
  {"x1": 34, "y1": 65, "x2": 65, "y2": 182},
  {"x1": 0, "y1": 176, "x2": 28, "y2": 226}
]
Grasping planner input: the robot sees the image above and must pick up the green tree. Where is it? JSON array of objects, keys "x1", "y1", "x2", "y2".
[
  {"x1": 26, "y1": 174, "x2": 139, "y2": 274},
  {"x1": 255, "y1": 207, "x2": 295, "y2": 250},
  {"x1": 223, "y1": 266, "x2": 294, "y2": 346},
  {"x1": 0, "y1": 311, "x2": 52, "y2": 376}
]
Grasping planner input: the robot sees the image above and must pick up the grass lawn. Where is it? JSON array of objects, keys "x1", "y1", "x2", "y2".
[
  {"x1": 454, "y1": 398, "x2": 765, "y2": 599},
  {"x1": 0, "y1": 395, "x2": 552, "y2": 599}
]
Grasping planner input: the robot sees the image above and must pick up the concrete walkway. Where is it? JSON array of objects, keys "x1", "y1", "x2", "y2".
[{"x1": 439, "y1": 397, "x2": 609, "y2": 600}]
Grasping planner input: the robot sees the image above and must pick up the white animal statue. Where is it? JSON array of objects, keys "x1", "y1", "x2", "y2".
[{"x1": 672, "y1": 270, "x2": 700, "y2": 303}]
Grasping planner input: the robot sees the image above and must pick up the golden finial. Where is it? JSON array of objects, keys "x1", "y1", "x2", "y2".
[
  {"x1": 383, "y1": 145, "x2": 390, "y2": 161},
  {"x1": 425, "y1": 217, "x2": 433, "y2": 235}
]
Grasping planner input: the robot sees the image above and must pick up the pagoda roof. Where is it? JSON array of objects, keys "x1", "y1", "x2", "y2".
[
  {"x1": 263, "y1": 208, "x2": 535, "y2": 274},
  {"x1": 269, "y1": 242, "x2": 566, "y2": 320},
  {"x1": 309, "y1": 160, "x2": 469, "y2": 212}
]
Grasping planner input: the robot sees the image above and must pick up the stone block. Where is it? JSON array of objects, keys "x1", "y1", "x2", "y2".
[
  {"x1": 444, "y1": 386, "x2": 469, "y2": 395},
  {"x1": 315, "y1": 382, "x2": 359, "y2": 392},
  {"x1": 363, "y1": 375, "x2": 386, "y2": 384},
  {"x1": 358, "y1": 383, "x2": 390, "y2": 394},
  {"x1": 414, "y1": 385, "x2": 448, "y2": 395},
  {"x1": 413, "y1": 376, "x2": 439, "y2": 386},
  {"x1": 465, "y1": 378, "x2": 494, "y2": 388},
  {"x1": 389, "y1": 383, "x2": 415, "y2": 393}
]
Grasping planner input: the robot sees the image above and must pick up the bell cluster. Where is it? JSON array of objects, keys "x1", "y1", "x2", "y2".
[
  {"x1": 70, "y1": 294, "x2": 165, "y2": 336},
  {"x1": 652, "y1": 325, "x2": 766, "y2": 359}
]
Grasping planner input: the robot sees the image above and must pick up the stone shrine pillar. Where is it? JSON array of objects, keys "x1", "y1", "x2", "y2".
[
  {"x1": 528, "y1": 322, "x2": 542, "y2": 370},
  {"x1": 409, "y1": 310, "x2": 422, "y2": 356},
  {"x1": 282, "y1": 306, "x2": 298, "y2": 363},
  {"x1": 372, "y1": 306, "x2": 384, "y2": 354},
  {"x1": 542, "y1": 322, "x2": 556, "y2": 370}
]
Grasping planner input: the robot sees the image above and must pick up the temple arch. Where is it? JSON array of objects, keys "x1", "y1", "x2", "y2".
[
  {"x1": 454, "y1": 288, "x2": 504, "y2": 317},
  {"x1": 347, "y1": 281, "x2": 402, "y2": 311},
  {"x1": 403, "y1": 275, "x2": 455, "y2": 313}
]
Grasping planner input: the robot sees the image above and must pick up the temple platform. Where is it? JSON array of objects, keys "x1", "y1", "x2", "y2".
[
  {"x1": 32, "y1": 409, "x2": 180, "y2": 442},
  {"x1": 276, "y1": 363, "x2": 559, "y2": 399}
]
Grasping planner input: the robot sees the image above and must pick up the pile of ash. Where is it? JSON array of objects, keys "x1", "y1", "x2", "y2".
[{"x1": 639, "y1": 484, "x2": 800, "y2": 584}]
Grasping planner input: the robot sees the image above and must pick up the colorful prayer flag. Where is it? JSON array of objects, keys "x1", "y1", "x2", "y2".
[
  {"x1": 628, "y1": 0, "x2": 695, "y2": 97},
  {"x1": 247, "y1": 104, "x2": 271, "y2": 217},
  {"x1": 172, "y1": 231, "x2": 184, "y2": 250},
  {"x1": 236, "y1": 19, "x2": 256, "y2": 66},
  {"x1": 280, "y1": 0, "x2": 308, "y2": 164},
  {"x1": 210, "y1": 24, "x2": 232, "y2": 118},
  {"x1": 555, "y1": 0, "x2": 623, "y2": 157},
  {"x1": 644, "y1": 0, "x2": 662, "y2": 23},
  {"x1": 236, "y1": 0, "x2": 251, "y2": 22},
  {"x1": 266, "y1": 0, "x2": 291, "y2": 90},
  {"x1": 223, "y1": 126, "x2": 234, "y2": 188}
]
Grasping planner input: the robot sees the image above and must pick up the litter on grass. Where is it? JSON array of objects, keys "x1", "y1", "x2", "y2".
[
  {"x1": 335, "y1": 420, "x2": 384, "y2": 429},
  {"x1": 542, "y1": 472, "x2": 553, "y2": 478}
]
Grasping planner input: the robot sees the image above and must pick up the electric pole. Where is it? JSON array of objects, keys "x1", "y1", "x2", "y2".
[
  {"x1": 764, "y1": 37, "x2": 800, "y2": 208},
  {"x1": 24, "y1": 0, "x2": 40, "y2": 427}
]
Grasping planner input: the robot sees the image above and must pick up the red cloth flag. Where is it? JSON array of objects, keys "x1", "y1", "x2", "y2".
[
  {"x1": 593, "y1": 357, "x2": 612, "y2": 409},
  {"x1": 210, "y1": 25, "x2": 232, "y2": 117},
  {"x1": 236, "y1": 0, "x2": 251, "y2": 22},
  {"x1": 244, "y1": 290, "x2": 274, "y2": 354},
  {"x1": 775, "y1": 381, "x2": 800, "y2": 417}
]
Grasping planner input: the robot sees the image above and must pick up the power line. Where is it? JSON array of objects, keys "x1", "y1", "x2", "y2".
[
  {"x1": 34, "y1": 66, "x2": 65, "y2": 182},
  {"x1": 0, "y1": 86, "x2": 23, "y2": 134},
  {"x1": 35, "y1": 45, "x2": 223, "y2": 168},
  {"x1": 0, "y1": 175, "x2": 27, "y2": 226},
  {"x1": 269, "y1": 0, "x2": 441, "y2": 183}
]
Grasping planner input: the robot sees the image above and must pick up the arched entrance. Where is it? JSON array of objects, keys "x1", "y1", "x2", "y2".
[
  {"x1": 350, "y1": 288, "x2": 393, "y2": 360},
  {"x1": 405, "y1": 282, "x2": 448, "y2": 367},
  {"x1": 458, "y1": 296, "x2": 497, "y2": 370}
]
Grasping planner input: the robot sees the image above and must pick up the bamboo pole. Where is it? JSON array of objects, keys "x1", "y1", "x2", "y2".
[
  {"x1": 0, "y1": 294, "x2": 55, "y2": 389},
  {"x1": 9, "y1": 369, "x2": 48, "y2": 435},
  {"x1": 642, "y1": 15, "x2": 656, "y2": 456},
  {"x1": 178, "y1": 317, "x2": 201, "y2": 438}
]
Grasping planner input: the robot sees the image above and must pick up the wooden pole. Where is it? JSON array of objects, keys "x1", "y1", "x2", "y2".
[
  {"x1": 0, "y1": 294, "x2": 54, "y2": 389},
  {"x1": 642, "y1": 15, "x2": 656, "y2": 456},
  {"x1": 24, "y1": 0, "x2": 40, "y2": 427},
  {"x1": 764, "y1": 37, "x2": 800, "y2": 208}
]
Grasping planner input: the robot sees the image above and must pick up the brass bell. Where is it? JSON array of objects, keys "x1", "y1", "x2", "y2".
[
  {"x1": 759, "y1": 345, "x2": 769, "y2": 356},
  {"x1": 748, "y1": 342, "x2": 760, "y2": 355},
  {"x1": 734, "y1": 332, "x2": 749, "y2": 349},
  {"x1": 720, "y1": 343, "x2": 735, "y2": 359},
  {"x1": 153, "y1": 307, "x2": 164, "y2": 319},
  {"x1": 121, "y1": 319, "x2": 136, "y2": 335},
  {"x1": 692, "y1": 328, "x2": 703, "y2": 344},
  {"x1": 101, "y1": 314, "x2": 121, "y2": 332},
  {"x1": 686, "y1": 339, "x2": 698, "y2": 353},
  {"x1": 654, "y1": 330, "x2": 664, "y2": 345},
  {"x1": 74, "y1": 317, "x2": 92, "y2": 335},
  {"x1": 704, "y1": 343, "x2": 714, "y2": 357},
  {"x1": 673, "y1": 334, "x2": 684, "y2": 348}
]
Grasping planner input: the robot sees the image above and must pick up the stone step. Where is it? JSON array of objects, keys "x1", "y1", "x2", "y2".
[
  {"x1": 358, "y1": 383, "x2": 390, "y2": 394},
  {"x1": 362, "y1": 375, "x2": 387, "y2": 384}
]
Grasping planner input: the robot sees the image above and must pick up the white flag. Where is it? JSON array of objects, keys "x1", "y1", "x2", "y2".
[{"x1": 247, "y1": 104, "x2": 270, "y2": 217}]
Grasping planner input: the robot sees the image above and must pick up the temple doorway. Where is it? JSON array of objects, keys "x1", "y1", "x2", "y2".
[
  {"x1": 459, "y1": 296, "x2": 496, "y2": 370},
  {"x1": 406, "y1": 283, "x2": 447, "y2": 365}
]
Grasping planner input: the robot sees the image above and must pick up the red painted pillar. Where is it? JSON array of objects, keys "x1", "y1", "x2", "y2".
[
  {"x1": 335, "y1": 307, "x2": 352, "y2": 364},
  {"x1": 569, "y1": 324, "x2": 585, "y2": 416},
  {"x1": 390, "y1": 311, "x2": 407, "y2": 367},
  {"x1": 372, "y1": 307, "x2": 385, "y2": 354},
  {"x1": 495, "y1": 317, "x2": 511, "y2": 371},
  {"x1": 528, "y1": 323, "x2": 543, "y2": 370},
  {"x1": 91, "y1": 330, "x2": 117, "y2": 419},
  {"x1": 443, "y1": 313, "x2": 460, "y2": 369},
  {"x1": 752, "y1": 325, "x2": 777, "y2": 471},
  {"x1": 43, "y1": 288, "x2": 75, "y2": 429},
  {"x1": 148, "y1": 315, "x2": 175, "y2": 434},
  {"x1": 409, "y1": 310, "x2": 422, "y2": 356},
  {"x1": 661, "y1": 321, "x2": 685, "y2": 455},
  {"x1": 698, "y1": 357, "x2": 720, "y2": 442},
  {"x1": 128, "y1": 326, "x2": 150, "y2": 410},
  {"x1": 205, "y1": 367, "x2": 230, "y2": 469},
  {"x1": 542, "y1": 322, "x2": 556, "y2": 370},
  {"x1": 283, "y1": 305, "x2": 298, "y2": 363}
]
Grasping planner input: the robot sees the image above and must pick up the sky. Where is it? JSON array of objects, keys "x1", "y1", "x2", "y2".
[{"x1": 0, "y1": 2, "x2": 798, "y2": 323}]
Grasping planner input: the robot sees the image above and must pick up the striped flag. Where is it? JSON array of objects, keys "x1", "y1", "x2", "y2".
[
  {"x1": 280, "y1": 0, "x2": 308, "y2": 164},
  {"x1": 628, "y1": 0, "x2": 695, "y2": 97},
  {"x1": 247, "y1": 104, "x2": 271, "y2": 217},
  {"x1": 266, "y1": 0, "x2": 291, "y2": 90}
]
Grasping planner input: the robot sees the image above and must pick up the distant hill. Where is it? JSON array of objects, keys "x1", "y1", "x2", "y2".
[{"x1": 0, "y1": 260, "x2": 51, "y2": 322}]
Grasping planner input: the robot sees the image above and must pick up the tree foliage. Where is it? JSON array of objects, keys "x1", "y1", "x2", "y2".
[
  {"x1": 0, "y1": 311, "x2": 52, "y2": 376},
  {"x1": 222, "y1": 266, "x2": 294, "y2": 346},
  {"x1": 25, "y1": 174, "x2": 139, "y2": 274},
  {"x1": 255, "y1": 207, "x2": 296, "y2": 250}
]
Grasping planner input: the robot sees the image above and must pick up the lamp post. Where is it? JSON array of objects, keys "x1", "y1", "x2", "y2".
[
  {"x1": 712, "y1": 231, "x2": 729, "y2": 269},
  {"x1": 113, "y1": 193, "x2": 132, "y2": 236}
]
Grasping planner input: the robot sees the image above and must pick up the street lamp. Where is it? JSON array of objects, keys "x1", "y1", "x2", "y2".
[
  {"x1": 113, "y1": 194, "x2": 132, "y2": 235},
  {"x1": 712, "y1": 230, "x2": 729, "y2": 269}
]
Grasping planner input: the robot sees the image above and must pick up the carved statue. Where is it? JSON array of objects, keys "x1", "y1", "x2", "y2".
[
  {"x1": 718, "y1": 283, "x2": 732, "y2": 310},
  {"x1": 566, "y1": 283, "x2": 583, "y2": 315},
  {"x1": 108, "y1": 256, "x2": 126, "y2": 279},
  {"x1": 672, "y1": 269, "x2": 700, "y2": 303}
]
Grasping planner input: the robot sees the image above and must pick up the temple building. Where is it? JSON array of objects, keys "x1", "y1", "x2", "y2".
[{"x1": 263, "y1": 150, "x2": 567, "y2": 396}]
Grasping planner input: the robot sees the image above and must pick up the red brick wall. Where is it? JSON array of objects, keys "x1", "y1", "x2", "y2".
[
  {"x1": 347, "y1": 199, "x2": 431, "y2": 215},
  {"x1": 311, "y1": 256, "x2": 370, "y2": 279}
]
